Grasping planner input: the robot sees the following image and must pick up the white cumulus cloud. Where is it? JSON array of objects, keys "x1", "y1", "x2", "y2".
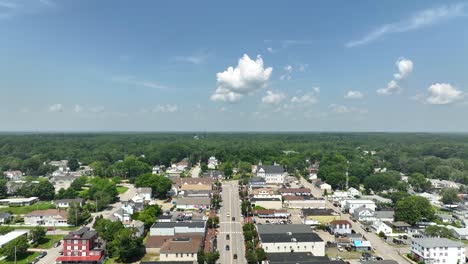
[
  {"x1": 426, "y1": 83, "x2": 464, "y2": 104},
  {"x1": 210, "y1": 54, "x2": 273, "y2": 103},
  {"x1": 393, "y1": 58, "x2": 414, "y2": 80},
  {"x1": 49, "y1": 103, "x2": 64, "y2": 112},
  {"x1": 262, "y1": 90, "x2": 285, "y2": 105},
  {"x1": 377, "y1": 80, "x2": 400, "y2": 95},
  {"x1": 345, "y1": 90, "x2": 364, "y2": 99},
  {"x1": 280, "y1": 65, "x2": 293, "y2": 80},
  {"x1": 73, "y1": 105, "x2": 83, "y2": 113},
  {"x1": 153, "y1": 104, "x2": 178, "y2": 113},
  {"x1": 346, "y1": 3, "x2": 466, "y2": 47}
]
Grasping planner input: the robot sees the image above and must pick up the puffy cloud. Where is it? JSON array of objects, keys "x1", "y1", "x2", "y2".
[
  {"x1": 426, "y1": 83, "x2": 464, "y2": 104},
  {"x1": 344, "y1": 90, "x2": 364, "y2": 99},
  {"x1": 153, "y1": 104, "x2": 178, "y2": 113},
  {"x1": 393, "y1": 58, "x2": 414, "y2": 80},
  {"x1": 346, "y1": 3, "x2": 466, "y2": 47},
  {"x1": 262, "y1": 90, "x2": 285, "y2": 105},
  {"x1": 290, "y1": 94, "x2": 317, "y2": 105},
  {"x1": 73, "y1": 105, "x2": 83, "y2": 113},
  {"x1": 210, "y1": 54, "x2": 273, "y2": 103},
  {"x1": 313, "y1": 87, "x2": 320, "y2": 93},
  {"x1": 49, "y1": 103, "x2": 64, "y2": 112},
  {"x1": 377, "y1": 80, "x2": 400, "y2": 95}
]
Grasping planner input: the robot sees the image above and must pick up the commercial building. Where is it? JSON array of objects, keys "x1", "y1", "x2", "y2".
[
  {"x1": 341, "y1": 199, "x2": 376, "y2": 214},
  {"x1": 0, "y1": 230, "x2": 28, "y2": 248},
  {"x1": 255, "y1": 165, "x2": 285, "y2": 184},
  {"x1": 24, "y1": 209, "x2": 69, "y2": 226},
  {"x1": 159, "y1": 236, "x2": 202, "y2": 262},
  {"x1": 411, "y1": 238, "x2": 465, "y2": 264},
  {"x1": 301, "y1": 208, "x2": 339, "y2": 225},
  {"x1": 54, "y1": 198, "x2": 84, "y2": 208},
  {"x1": 56, "y1": 227, "x2": 105, "y2": 264},
  {"x1": 149, "y1": 221, "x2": 206, "y2": 237}
]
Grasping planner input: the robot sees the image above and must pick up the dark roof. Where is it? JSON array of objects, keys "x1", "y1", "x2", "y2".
[
  {"x1": 0, "y1": 212, "x2": 12, "y2": 218},
  {"x1": 151, "y1": 221, "x2": 206, "y2": 229},
  {"x1": 266, "y1": 253, "x2": 344, "y2": 264},
  {"x1": 258, "y1": 165, "x2": 284, "y2": 174},
  {"x1": 302, "y1": 208, "x2": 336, "y2": 216},
  {"x1": 258, "y1": 224, "x2": 312, "y2": 234},
  {"x1": 250, "y1": 197, "x2": 281, "y2": 202},
  {"x1": 64, "y1": 227, "x2": 97, "y2": 240},
  {"x1": 159, "y1": 215, "x2": 173, "y2": 220},
  {"x1": 249, "y1": 177, "x2": 266, "y2": 183},
  {"x1": 260, "y1": 232, "x2": 322, "y2": 243}
]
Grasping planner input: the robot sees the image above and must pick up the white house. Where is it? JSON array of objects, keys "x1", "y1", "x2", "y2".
[
  {"x1": 0, "y1": 212, "x2": 12, "y2": 224},
  {"x1": 371, "y1": 221, "x2": 392, "y2": 236},
  {"x1": 54, "y1": 198, "x2": 84, "y2": 208},
  {"x1": 256, "y1": 165, "x2": 285, "y2": 184},
  {"x1": 319, "y1": 183, "x2": 332, "y2": 193},
  {"x1": 24, "y1": 209, "x2": 69, "y2": 226},
  {"x1": 411, "y1": 238, "x2": 465, "y2": 264},
  {"x1": 342, "y1": 199, "x2": 376, "y2": 214},
  {"x1": 123, "y1": 220, "x2": 145, "y2": 237},
  {"x1": 152, "y1": 165, "x2": 161, "y2": 174},
  {"x1": 207, "y1": 156, "x2": 218, "y2": 170},
  {"x1": 257, "y1": 224, "x2": 325, "y2": 256},
  {"x1": 3, "y1": 170, "x2": 23, "y2": 181},
  {"x1": 352, "y1": 206, "x2": 375, "y2": 223},
  {"x1": 329, "y1": 220, "x2": 352, "y2": 235},
  {"x1": 347, "y1": 187, "x2": 361, "y2": 197},
  {"x1": 150, "y1": 221, "x2": 206, "y2": 236},
  {"x1": 136, "y1": 187, "x2": 152, "y2": 201}
]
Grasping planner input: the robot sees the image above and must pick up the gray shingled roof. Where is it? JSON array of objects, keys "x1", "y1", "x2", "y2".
[
  {"x1": 258, "y1": 165, "x2": 284, "y2": 174},
  {"x1": 413, "y1": 238, "x2": 464, "y2": 248},
  {"x1": 257, "y1": 224, "x2": 313, "y2": 234}
]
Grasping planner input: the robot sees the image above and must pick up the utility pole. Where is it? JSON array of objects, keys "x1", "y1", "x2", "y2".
[{"x1": 14, "y1": 245, "x2": 17, "y2": 264}]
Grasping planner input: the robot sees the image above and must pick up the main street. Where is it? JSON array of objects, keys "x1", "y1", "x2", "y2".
[
  {"x1": 218, "y1": 180, "x2": 246, "y2": 264},
  {"x1": 299, "y1": 177, "x2": 410, "y2": 263}
]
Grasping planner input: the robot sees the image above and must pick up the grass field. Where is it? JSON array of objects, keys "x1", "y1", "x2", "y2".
[
  {"x1": 0, "y1": 201, "x2": 55, "y2": 215},
  {"x1": 116, "y1": 186, "x2": 129, "y2": 194},
  {"x1": 2, "y1": 251, "x2": 39, "y2": 264},
  {"x1": 36, "y1": 235, "x2": 64, "y2": 249}
]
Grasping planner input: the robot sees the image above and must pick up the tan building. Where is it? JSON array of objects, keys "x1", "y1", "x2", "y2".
[
  {"x1": 301, "y1": 208, "x2": 340, "y2": 225},
  {"x1": 250, "y1": 197, "x2": 282, "y2": 209},
  {"x1": 159, "y1": 236, "x2": 202, "y2": 262}
]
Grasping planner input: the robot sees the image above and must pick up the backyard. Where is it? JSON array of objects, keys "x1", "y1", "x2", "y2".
[{"x1": 0, "y1": 201, "x2": 55, "y2": 215}]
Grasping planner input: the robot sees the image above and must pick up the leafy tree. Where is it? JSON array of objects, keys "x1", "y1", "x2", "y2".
[
  {"x1": 56, "y1": 187, "x2": 78, "y2": 199},
  {"x1": 395, "y1": 196, "x2": 435, "y2": 225},
  {"x1": 246, "y1": 249, "x2": 257, "y2": 264},
  {"x1": 68, "y1": 203, "x2": 91, "y2": 226},
  {"x1": 425, "y1": 225, "x2": 453, "y2": 238},
  {"x1": 408, "y1": 173, "x2": 432, "y2": 193},
  {"x1": 109, "y1": 228, "x2": 143, "y2": 262},
  {"x1": 93, "y1": 217, "x2": 124, "y2": 241},
  {"x1": 30, "y1": 226, "x2": 46, "y2": 247},
  {"x1": 35, "y1": 180, "x2": 55, "y2": 200},
  {"x1": 70, "y1": 176, "x2": 87, "y2": 191},
  {"x1": 222, "y1": 162, "x2": 233, "y2": 179},
  {"x1": 87, "y1": 178, "x2": 118, "y2": 210},
  {"x1": 204, "y1": 251, "x2": 220, "y2": 264},
  {"x1": 0, "y1": 179, "x2": 7, "y2": 199},
  {"x1": 389, "y1": 191, "x2": 411, "y2": 204},
  {"x1": 0, "y1": 226, "x2": 14, "y2": 235},
  {"x1": 201, "y1": 163, "x2": 208, "y2": 172},
  {"x1": 0, "y1": 235, "x2": 28, "y2": 260},
  {"x1": 440, "y1": 188, "x2": 461, "y2": 205},
  {"x1": 68, "y1": 158, "x2": 80, "y2": 171},
  {"x1": 364, "y1": 172, "x2": 399, "y2": 193},
  {"x1": 109, "y1": 155, "x2": 151, "y2": 181},
  {"x1": 133, "y1": 204, "x2": 162, "y2": 229},
  {"x1": 134, "y1": 173, "x2": 171, "y2": 198},
  {"x1": 206, "y1": 216, "x2": 220, "y2": 228}
]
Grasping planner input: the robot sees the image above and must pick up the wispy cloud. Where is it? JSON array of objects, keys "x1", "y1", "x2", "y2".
[
  {"x1": 111, "y1": 76, "x2": 167, "y2": 90},
  {"x1": 173, "y1": 51, "x2": 211, "y2": 65},
  {"x1": 49, "y1": 103, "x2": 64, "y2": 112},
  {"x1": 347, "y1": 3, "x2": 466, "y2": 47},
  {"x1": 0, "y1": 0, "x2": 53, "y2": 19}
]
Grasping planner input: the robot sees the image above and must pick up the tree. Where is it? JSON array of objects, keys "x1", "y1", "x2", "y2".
[
  {"x1": 134, "y1": 173, "x2": 172, "y2": 198},
  {"x1": 223, "y1": 162, "x2": 233, "y2": 179},
  {"x1": 68, "y1": 203, "x2": 91, "y2": 226},
  {"x1": 0, "y1": 179, "x2": 7, "y2": 199},
  {"x1": 109, "y1": 228, "x2": 143, "y2": 262},
  {"x1": 68, "y1": 158, "x2": 80, "y2": 171},
  {"x1": 56, "y1": 187, "x2": 78, "y2": 200},
  {"x1": 440, "y1": 188, "x2": 461, "y2": 205},
  {"x1": 70, "y1": 176, "x2": 87, "y2": 191},
  {"x1": 395, "y1": 196, "x2": 435, "y2": 225},
  {"x1": 93, "y1": 217, "x2": 124, "y2": 241},
  {"x1": 201, "y1": 163, "x2": 208, "y2": 172},
  {"x1": 30, "y1": 226, "x2": 46, "y2": 247},
  {"x1": 34, "y1": 180, "x2": 55, "y2": 200},
  {"x1": 425, "y1": 225, "x2": 453, "y2": 238},
  {"x1": 363, "y1": 173, "x2": 398, "y2": 193},
  {"x1": 0, "y1": 235, "x2": 28, "y2": 260},
  {"x1": 204, "y1": 251, "x2": 220, "y2": 264},
  {"x1": 133, "y1": 204, "x2": 162, "y2": 229},
  {"x1": 408, "y1": 173, "x2": 432, "y2": 193},
  {"x1": 389, "y1": 191, "x2": 410, "y2": 204}
]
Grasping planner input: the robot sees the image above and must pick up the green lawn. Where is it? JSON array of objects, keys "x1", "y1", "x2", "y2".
[
  {"x1": 116, "y1": 186, "x2": 129, "y2": 194},
  {"x1": 36, "y1": 235, "x2": 64, "y2": 249},
  {"x1": 0, "y1": 201, "x2": 55, "y2": 215},
  {"x1": 2, "y1": 251, "x2": 39, "y2": 264}
]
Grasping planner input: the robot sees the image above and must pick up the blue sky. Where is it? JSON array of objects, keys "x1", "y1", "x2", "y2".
[{"x1": 1, "y1": 0, "x2": 467, "y2": 132}]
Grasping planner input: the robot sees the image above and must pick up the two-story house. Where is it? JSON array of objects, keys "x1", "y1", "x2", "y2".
[
  {"x1": 329, "y1": 220, "x2": 352, "y2": 235},
  {"x1": 411, "y1": 238, "x2": 465, "y2": 264}
]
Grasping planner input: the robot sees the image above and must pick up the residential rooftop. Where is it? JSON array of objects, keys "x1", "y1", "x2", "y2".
[{"x1": 413, "y1": 237, "x2": 464, "y2": 248}]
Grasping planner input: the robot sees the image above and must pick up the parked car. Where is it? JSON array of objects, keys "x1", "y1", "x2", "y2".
[
  {"x1": 233, "y1": 254, "x2": 238, "y2": 259},
  {"x1": 232, "y1": 217, "x2": 235, "y2": 221},
  {"x1": 226, "y1": 234, "x2": 230, "y2": 240},
  {"x1": 226, "y1": 245, "x2": 230, "y2": 251},
  {"x1": 37, "y1": 252, "x2": 47, "y2": 258},
  {"x1": 54, "y1": 241, "x2": 61, "y2": 247}
]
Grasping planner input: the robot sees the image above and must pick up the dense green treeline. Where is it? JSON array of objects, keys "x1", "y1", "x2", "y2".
[{"x1": 1, "y1": 133, "x2": 468, "y2": 185}]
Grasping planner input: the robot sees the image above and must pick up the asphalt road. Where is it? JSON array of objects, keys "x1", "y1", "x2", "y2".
[
  {"x1": 218, "y1": 181, "x2": 246, "y2": 264},
  {"x1": 299, "y1": 177, "x2": 410, "y2": 263},
  {"x1": 191, "y1": 163, "x2": 201, "y2": 178}
]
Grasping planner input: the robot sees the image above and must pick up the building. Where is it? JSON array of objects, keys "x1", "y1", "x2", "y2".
[
  {"x1": 152, "y1": 165, "x2": 161, "y2": 174},
  {"x1": 54, "y1": 198, "x2": 84, "y2": 208},
  {"x1": 149, "y1": 221, "x2": 206, "y2": 237},
  {"x1": 374, "y1": 210, "x2": 394, "y2": 222},
  {"x1": 0, "y1": 196, "x2": 38, "y2": 206},
  {"x1": 277, "y1": 188, "x2": 311, "y2": 197},
  {"x1": 159, "y1": 236, "x2": 202, "y2": 262},
  {"x1": 436, "y1": 213, "x2": 455, "y2": 224},
  {"x1": 341, "y1": 199, "x2": 376, "y2": 214},
  {"x1": 371, "y1": 221, "x2": 392, "y2": 236},
  {"x1": 319, "y1": 183, "x2": 332, "y2": 193},
  {"x1": 123, "y1": 220, "x2": 145, "y2": 237},
  {"x1": 352, "y1": 207, "x2": 375, "y2": 223},
  {"x1": 249, "y1": 177, "x2": 267, "y2": 190},
  {"x1": 137, "y1": 187, "x2": 152, "y2": 201},
  {"x1": 255, "y1": 165, "x2": 285, "y2": 184},
  {"x1": 24, "y1": 209, "x2": 69, "y2": 226},
  {"x1": 347, "y1": 187, "x2": 361, "y2": 197},
  {"x1": 308, "y1": 161, "x2": 320, "y2": 180},
  {"x1": 56, "y1": 227, "x2": 105, "y2": 264},
  {"x1": 202, "y1": 170, "x2": 224, "y2": 179},
  {"x1": 253, "y1": 209, "x2": 290, "y2": 218},
  {"x1": 282, "y1": 196, "x2": 326, "y2": 209},
  {"x1": 411, "y1": 238, "x2": 465, "y2": 264},
  {"x1": 250, "y1": 197, "x2": 282, "y2": 209},
  {"x1": 329, "y1": 220, "x2": 352, "y2": 235},
  {"x1": 257, "y1": 224, "x2": 325, "y2": 256},
  {"x1": 0, "y1": 212, "x2": 12, "y2": 224},
  {"x1": 301, "y1": 208, "x2": 339, "y2": 225},
  {"x1": 0, "y1": 230, "x2": 28, "y2": 248},
  {"x1": 429, "y1": 179, "x2": 460, "y2": 190},
  {"x1": 173, "y1": 160, "x2": 189, "y2": 171},
  {"x1": 265, "y1": 252, "x2": 345, "y2": 264},
  {"x1": 207, "y1": 156, "x2": 218, "y2": 170},
  {"x1": 3, "y1": 170, "x2": 23, "y2": 181},
  {"x1": 145, "y1": 234, "x2": 203, "y2": 255},
  {"x1": 251, "y1": 188, "x2": 277, "y2": 198},
  {"x1": 175, "y1": 197, "x2": 211, "y2": 210},
  {"x1": 175, "y1": 178, "x2": 213, "y2": 192}
]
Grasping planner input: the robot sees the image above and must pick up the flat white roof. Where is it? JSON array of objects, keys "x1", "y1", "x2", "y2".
[
  {"x1": 0, "y1": 197, "x2": 38, "y2": 203},
  {"x1": 0, "y1": 230, "x2": 28, "y2": 247},
  {"x1": 346, "y1": 199, "x2": 375, "y2": 204}
]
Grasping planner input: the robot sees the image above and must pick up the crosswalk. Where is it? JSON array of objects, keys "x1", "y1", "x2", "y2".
[{"x1": 219, "y1": 231, "x2": 242, "y2": 234}]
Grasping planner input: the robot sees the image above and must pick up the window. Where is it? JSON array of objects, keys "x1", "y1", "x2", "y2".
[
  {"x1": 74, "y1": 246, "x2": 78, "y2": 250},
  {"x1": 191, "y1": 253, "x2": 194, "y2": 257},
  {"x1": 74, "y1": 239, "x2": 78, "y2": 244},
  {"x1": 176, "y1": 253, "x2": 178, "y2": 257},
  {"x1": 81, "y1": 246, "x2": 86, "y2": 250},
  {"x1": 67, "y1": 240, "x2": 71, "y2": 244},
  {"x1": 67, "y1": 246, "x2": 71, "y2": 250}
]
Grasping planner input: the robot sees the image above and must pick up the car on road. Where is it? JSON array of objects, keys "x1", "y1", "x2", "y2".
[
  {"x1": 37, "y1": 251, "x2": 47, "y2": 258},
  {"x1": 233, "y1": 254, "x2": 238, "y2": 259},
  {"x1": 226, "y1": 213, "x2": 230, "y2": 217},
  {"x1": 226, "y1": 234, "x2": 230, "y2": 240},
  {"x1": 232, "y1": 217, "x2": 235, "y2": 221},
  {"x1": 54, "y1": 241, "x2": 61, "y2": 247},
  {"x1": 226, "y1": 245, "x2": 230, "y2": 251}
]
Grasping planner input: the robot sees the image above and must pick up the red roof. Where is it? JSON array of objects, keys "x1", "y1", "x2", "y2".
[{"x1": 56, "y1": 255, "x2": 103, "y2": 262}]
